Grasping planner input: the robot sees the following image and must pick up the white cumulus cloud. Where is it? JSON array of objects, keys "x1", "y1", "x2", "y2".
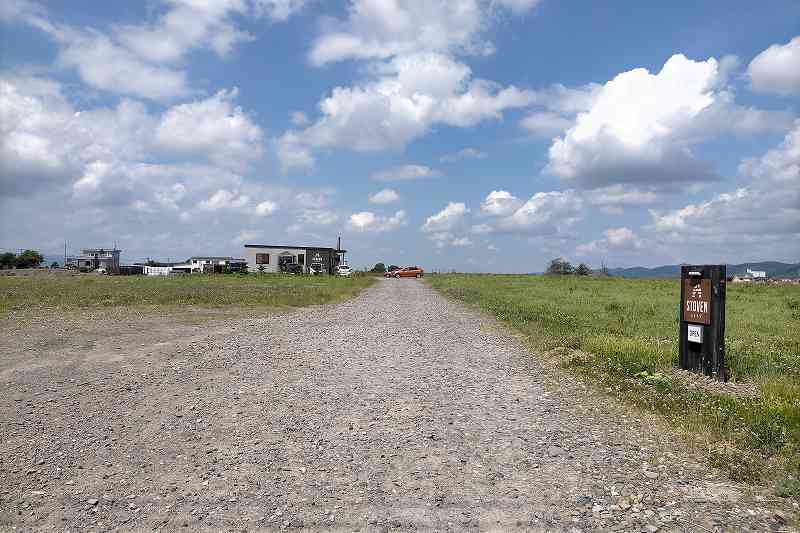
[
  {"x1": 649, "y1": 120, "x2": 800, "y2": 252},
  {"x1": 297, "y1": 209, "x2": 339, "y2": 226},
  {"x1": 255, "y1": 200, "x2": 278, "y2": 216},
  {"x1": 491, "y1": 0, "x2": 542, "y2": 14},
  {"x1": 232, "y1": 228, "x2": 262, "y2": 245},
  {"x1": 309, "y1": 0, "x2": 485, "y2": 66},
  {"x1": 197, "y1": 189, "x2": 250, "y2": 211},
  {"x1": 254, "y1": 0, "x2": 307, "y2": 21},
  {"x1": 368, "y1": 188, "x2": 400, "y2": 204},
  {"x1": 747, "y1": 36, "x2": 800, "y2": 96},
  {"x1": 155, "y1": 88, "x2": 264, "y2": 171},
  {"x1": 347, "y1": 210, "x2": 407, "y2": 232},
  {"x1": 372, "y1": 164, "x2": 441, "y2": 182},
  {"x1": 4, "y1": 0, "x2": 304, "y2": 101},
  {"x1": 420, "y1": 202, "x2": 475, "y2": 249},
  {"x1": 584, "y1": 184, "x2": 659, "y2": 214},
  {"x1": 477, "y1": 190, "x2": 584, "y2": 235},
  {"x1": 422, "y1": 202, "x2": 470, "y2": 233},
  {"x1": 308, "y1": 0, "x2": 542, "y2": 67},
  {"x1": 480, "y1": 190, "x2": 523, "y2": 217},
  {"x1": 276, "y1": 52, "x2": 534, "y2": 172},
  {"x1": 547, "y1": 54, "x2": 720, "y2": 188},
  {"x1": 519, "y1": 111, "x2": 573, "y2": 139},
  {"x1": 576, "y1": 227, "x2": 642, "y2": 256},
  {"x1": 439, "y1": 147, "x2": 486, "y2": 162},
  {"x1": 544, "y1": 54, "x2": 792, "y2": 191}
]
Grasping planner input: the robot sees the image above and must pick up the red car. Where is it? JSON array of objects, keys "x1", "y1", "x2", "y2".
[{"x1": 386, "y1": 266, "x2": 424, "y2": 278}]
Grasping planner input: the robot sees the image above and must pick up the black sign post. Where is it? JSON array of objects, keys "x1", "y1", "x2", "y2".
[{"x1": 679, "y1": 265, "x2": 726, "y2": 380}]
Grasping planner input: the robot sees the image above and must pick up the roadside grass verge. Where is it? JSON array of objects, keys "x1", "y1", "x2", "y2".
[
  {"x1": 0, "y1": 273, "x2": 374, "y2": 318},
  {"x1": 428, "y1": 274, "x2": 800, "y2": 496}
]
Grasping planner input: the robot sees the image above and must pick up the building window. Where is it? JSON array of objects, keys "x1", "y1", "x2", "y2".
[
  {"x1": 256, "y1": 253, "x2": 270, "y2": 264},
  {"x1": 298, "y1": 253, "x2": 305, "y2": 265}
]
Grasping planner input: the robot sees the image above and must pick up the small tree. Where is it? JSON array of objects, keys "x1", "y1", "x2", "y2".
[
  {"x1": 50, "y1": 261, "x2": 60, "y2": 268},
  {"x1": 546, "y1": 257, "x2": 574, "y2": 275},
  {"x1": 0, "y1": 252, "x2": 15, "y2": 269},
  {"x1": 15, "y1": 249, "x2": 43, "y2": 269},
  {"x1": 371, "y1": 262, "x2": 386, "y2": 273},
  {"x1": 576, "y1": 263, "x2": 592, "y2": 276},
  {"x1": 258, "y1": 264, "x2": 265, "y2": 274}
]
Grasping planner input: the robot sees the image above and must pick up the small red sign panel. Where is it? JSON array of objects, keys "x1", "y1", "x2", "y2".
[{"x1": 683, "y1": 279, "x2": 711, "y2": 325}]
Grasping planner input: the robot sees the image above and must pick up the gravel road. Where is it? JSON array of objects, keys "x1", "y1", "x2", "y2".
[{"x1": 1, "y1": 279, "x2": 796, "y2": 532}]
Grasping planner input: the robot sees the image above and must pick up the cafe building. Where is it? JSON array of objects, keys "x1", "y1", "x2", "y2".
[{"x1": 243, "y1": 243, "x2": 346, "y2": 274}]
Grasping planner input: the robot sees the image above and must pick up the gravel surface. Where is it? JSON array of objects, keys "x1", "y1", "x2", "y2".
[{"x1": 1, "y1": 279, "x2": 796, "y2": 531}]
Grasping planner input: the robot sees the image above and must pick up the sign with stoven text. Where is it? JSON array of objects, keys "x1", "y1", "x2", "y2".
[
  {"x1": 679, "y1": 265, "x2": 726, "y2": 381},
  {"x1": 683, "y1": 278, "x2": 711, "y2": 325}
]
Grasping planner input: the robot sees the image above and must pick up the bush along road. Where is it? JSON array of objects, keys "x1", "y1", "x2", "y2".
[{"x1": 0, "y1": 279, "x2": 796, "y2": 531}]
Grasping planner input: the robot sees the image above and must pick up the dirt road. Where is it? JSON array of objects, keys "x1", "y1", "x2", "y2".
[{"x1": 1, "y1": 279, "x2": 795, "y2": 531}]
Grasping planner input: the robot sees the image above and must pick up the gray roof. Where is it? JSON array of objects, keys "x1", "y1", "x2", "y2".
[{"x1": 244, "y1": 244, "x2": 346, "y2": 252}]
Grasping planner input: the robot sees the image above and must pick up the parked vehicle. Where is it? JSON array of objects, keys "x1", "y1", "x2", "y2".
[
  {"x1": 336, "y1": 264, "x2": 352, "y2": 277},
  {"x1": 391, "y1": 266, "x2": 424, "y2": 278},
  {"x1": 284, "y1": 263, "x2": 303, "y2": 274}
]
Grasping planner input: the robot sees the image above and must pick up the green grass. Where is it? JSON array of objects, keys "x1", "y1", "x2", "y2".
[
  {"x1": 428, "y1": 274, "x2": 800, "y2": 494},
  {"x1": 0, "y1": 273, "x2": 374, "y2": 317}
]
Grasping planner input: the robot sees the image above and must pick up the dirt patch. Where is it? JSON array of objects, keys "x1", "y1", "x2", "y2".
[{"x1": 667, "y1": 368, "x2": 760, "y2": 398}]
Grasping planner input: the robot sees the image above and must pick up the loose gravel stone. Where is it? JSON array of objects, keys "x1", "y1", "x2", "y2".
[{"x1": 0, "y1": 279, "x2": 796, "y2": 531}]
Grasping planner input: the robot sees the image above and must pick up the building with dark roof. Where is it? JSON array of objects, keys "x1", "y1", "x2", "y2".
[{"x1": 243, "y1": 244, "x2": 346, "y2": 274}]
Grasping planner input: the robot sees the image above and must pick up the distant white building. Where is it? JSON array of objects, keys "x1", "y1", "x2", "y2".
[
  {"x1": 143, "y1": 265, "x2": 173, "y2": 276},
  {"x1": 143, "y1": 264, "x2": 191, "y2": 276},
  {"x1": 746, "y1": 268, "x2": 767, "y2": 279},
  {"x1": 187, "y1": 256, "x2": 247, "y2": 273},
  {"x1": 66, "y1": 248, "x2": 121, "y2": 273}
]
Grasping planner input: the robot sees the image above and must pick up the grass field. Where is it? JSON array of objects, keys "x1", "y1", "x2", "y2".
[
  {"x1": 0, "y1": 273, "x2": 374, "y2": 317},
  {"x1": 428, "y1": 274, "x2": 800, "y2": 495}
]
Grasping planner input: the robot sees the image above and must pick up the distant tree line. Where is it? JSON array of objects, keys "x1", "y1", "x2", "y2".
[
  {"x1": 0, "y1": 250, "x2": 44, "y2": 269},
  {"x1": 546, "y1": 257, "x2": 605, "y2": 276},
  {"x1": 369, "y1": 263, "x2": 401, "y2": 273}
]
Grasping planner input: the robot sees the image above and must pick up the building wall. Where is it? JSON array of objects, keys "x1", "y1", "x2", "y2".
[
  {"x1": 245, "y1": 247, "x2": 305, "y2": 273},
  {"x1": 144, "y1": 266, "x2": 173, "y2": 276},
  {"x1": 306, "y1": 248, "x2": 338, "y2": 274}
]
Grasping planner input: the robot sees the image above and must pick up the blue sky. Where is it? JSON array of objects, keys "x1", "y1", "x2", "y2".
[{"x1": 1, "y1": 0, "x2": 798, "y2": 271}]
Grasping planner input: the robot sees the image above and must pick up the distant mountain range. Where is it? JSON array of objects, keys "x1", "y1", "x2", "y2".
[{"x1": 606, "y1": 261, "x2": 800, "y2": 279}]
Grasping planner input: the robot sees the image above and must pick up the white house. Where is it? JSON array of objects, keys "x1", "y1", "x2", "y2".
[
  {"x1": 746, "y1": 268, "x2": 767, "y2": 279},
  {"x1": 243, "y1": 244, "x2": 345, "y2": 274}
]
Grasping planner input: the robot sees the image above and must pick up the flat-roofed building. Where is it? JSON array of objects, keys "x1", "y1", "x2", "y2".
[
  {"x1": 66, "y1": 248, "x2": 121, "y2": 273},
  {"x1": 244, "y1": 244, "x2": 346, "y2": 274}
]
